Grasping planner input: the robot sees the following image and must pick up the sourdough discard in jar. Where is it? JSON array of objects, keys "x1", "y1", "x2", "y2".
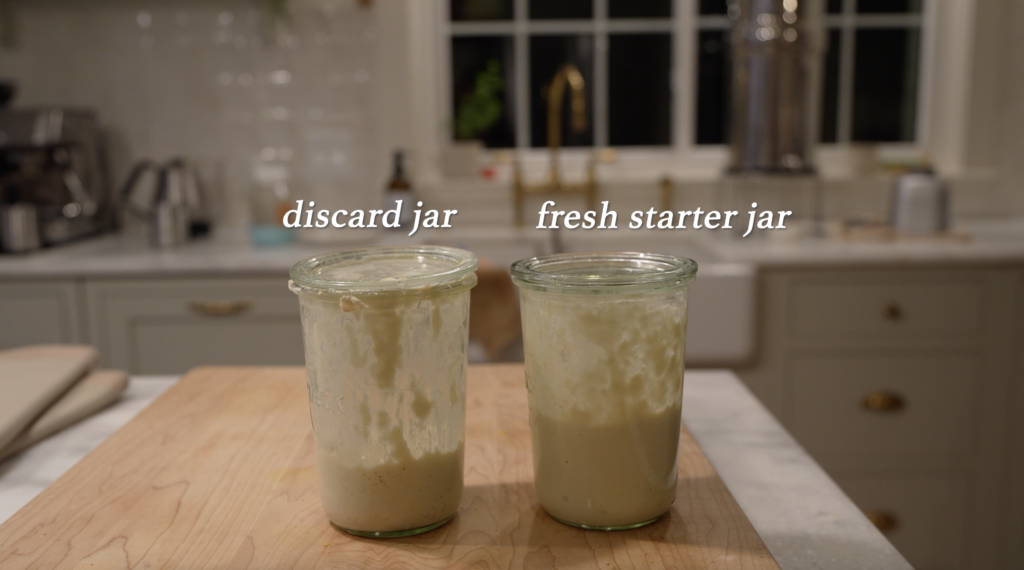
[
  {"x1": 290, "y1": 246, "x2": 477, "y2": 538},
  {"x1": 511, "y1": 252, "x2": 697, "y2": 530}
]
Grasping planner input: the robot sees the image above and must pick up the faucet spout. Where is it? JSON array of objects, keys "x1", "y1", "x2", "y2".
[
  {"x1": 511, "y1": 63, "x2": 595, "y2": 228},
  {"x1": 546, "y1": 63, "x2": 587, "y2": 185}
]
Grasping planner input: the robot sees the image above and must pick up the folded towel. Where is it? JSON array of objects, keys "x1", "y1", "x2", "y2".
[
  {"x1": 0, "y1": 345, "x2": 98, "y2": 452},
  {"x1": 0, "y1": 369, "x2": 129, "y2": 461}
]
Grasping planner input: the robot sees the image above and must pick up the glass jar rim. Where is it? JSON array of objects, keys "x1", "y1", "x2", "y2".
[
  {"x1": 290, "y1": 245, "x2": 478, "y2": 295},
  {"x1": 511, "y1": 251, "x2": 697, "y2": 293}
]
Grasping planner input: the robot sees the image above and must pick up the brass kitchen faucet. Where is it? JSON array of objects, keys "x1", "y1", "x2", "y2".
[{"x1": 512, "y1": 63, "x2": 598, "y2": 228}]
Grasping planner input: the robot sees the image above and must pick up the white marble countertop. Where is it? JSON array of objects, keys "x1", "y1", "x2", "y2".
[
  {"x1": 0, "y1": 218, "x2": 1023, "y2": 279},
  {"x1": 686, "y1": 371, "x2": 911, "y2": 570},
  {"x1": 0, "y1": 376, "x2": 177, "y2": 523},
  {"x1": 0, "y1": 370, "x2": 910, "y2": 569}
]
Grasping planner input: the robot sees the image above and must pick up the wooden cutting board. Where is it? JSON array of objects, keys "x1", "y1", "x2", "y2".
[{"x1": 0, "y1": 365, "x2": 780, "y2": 570}]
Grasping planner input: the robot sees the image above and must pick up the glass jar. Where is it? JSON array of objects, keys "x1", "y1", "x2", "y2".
[
  {"x1": 289, "y1": 246, "x2": 478, "y2": 537},
  {"x1": 511, "y1": 252, "x2": 697, "y2": 530}
]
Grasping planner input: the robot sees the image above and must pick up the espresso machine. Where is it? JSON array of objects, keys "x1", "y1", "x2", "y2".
[{"x1": 0, "y1": 107, "x2": 115, "y2": 253}]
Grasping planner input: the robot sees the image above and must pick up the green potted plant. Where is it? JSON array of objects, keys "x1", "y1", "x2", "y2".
[{"x1": 444, "y1": 59, "x2": 504, "y2": 177}]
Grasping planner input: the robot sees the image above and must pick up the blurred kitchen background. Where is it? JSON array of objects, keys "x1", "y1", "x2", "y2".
[{"x1": 0, "y1": 1, "x2": 1023, "y2": 568}]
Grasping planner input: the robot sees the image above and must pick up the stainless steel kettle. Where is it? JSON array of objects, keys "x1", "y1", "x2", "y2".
[
  {"x1": 120, "y1": 158, "x2": 211, "y2": 248},
  {"x1": 890, "y1": 170, "x2": 949, "y2": 235},
  {"x1": 0, "y1": 203, "x2": 41, "y2": 254}
]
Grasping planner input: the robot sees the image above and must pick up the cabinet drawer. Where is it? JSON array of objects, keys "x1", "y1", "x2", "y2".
[
  {"x1": 788, "y1": 353, "x2": 980, "y2": 467},
  {"x1": 0, "y1": 280, "x2": 81, "y2": 349},
  {"x1": 836, "y1": 475, "x2": 969, "y2": 570},
  {"x1": 789, "y1": 274, "x2": 984, "y2": 342},
  {"x1": 87, "y1": 278, "x2": 304, "y2": 374}
]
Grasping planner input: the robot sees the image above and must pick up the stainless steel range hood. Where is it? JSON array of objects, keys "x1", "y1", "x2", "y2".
[{"x1": 727, "y1": 0, "x2": 825, "y2": 175}]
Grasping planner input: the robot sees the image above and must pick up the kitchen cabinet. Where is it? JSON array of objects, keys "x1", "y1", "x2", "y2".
[
  {"x1": 736, "y1": 267, "x2": 1019, "y2": 570},
  {"x1": 836, "y1": 475, "x2": 971, "y2": 570},
  {"x1": 1, "y1": 252, "x2": 1022, "y2": 568},
  {"x1": 1006, "y1": 275, "x2": 1024, "y2": 570},
  {"x1": 84, "y1": 277, "x2": 304, "y2": 374},
  {"x1": 788, "y1": 352, "x2": 980, "y2": 467},
  {"x1": 0, "y1": 280, "x2": 83, "y2": 349}
]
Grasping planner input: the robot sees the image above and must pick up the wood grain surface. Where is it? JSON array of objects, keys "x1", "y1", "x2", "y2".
[{"x1": 0, "y1": 365, "x2": 780, "y2": 569}]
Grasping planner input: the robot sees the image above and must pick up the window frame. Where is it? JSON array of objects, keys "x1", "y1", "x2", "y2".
[
  {"x1": 821, "y1": 1, "x2": 926, "y2": 144},
  {"x1": 407, "y1": 0, "x2": 977, "y2": 185}
]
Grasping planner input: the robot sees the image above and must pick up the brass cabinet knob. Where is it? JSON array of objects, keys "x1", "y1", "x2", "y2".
[
  {"x1": 864, "y1": 509, "x2": 900, "y2": 533},
  {"x1": 862, "y1": 391, "x2": 906, "y2": 412},
  {"x1": 189, "y1": 300, "x2": 253, "y2": 317},
  {"x1": 883, "y1": 302, "x2": 903, "y2": 321}
]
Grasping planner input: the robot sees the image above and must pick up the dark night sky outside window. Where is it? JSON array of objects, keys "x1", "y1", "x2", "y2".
[
  {"x1": 819, "y1": 29, "x2": 842, "y2": 143},
  {"x1": 609, "y1": 34, "x2": 672, "y2": 146},
  {"x1": 609, "y1": 0, "x2": 672, "y2": 19},
  {"x1": 696, "y1": 29, "x2": 730, "y2": 145},
  {"x1": 450, "y1": 0, "x2": 513, "y2": 21},
  {"x1": 529, "y1": 0, "x2": 591, "y2": 20},
  {"x1": 851, "y1": 28, "x2": 920, "y2": 142}
]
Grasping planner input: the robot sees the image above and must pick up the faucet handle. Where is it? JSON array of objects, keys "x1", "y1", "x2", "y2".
[
  {"x1": 492, "y1": 150, "x2": 516, "y2": 165},
  {"x1": 661, "y1": 176, "x2": 674, "y2": 212},
  {"x1": 597, "y1": 148, "x2": 618, "y2": 163}
]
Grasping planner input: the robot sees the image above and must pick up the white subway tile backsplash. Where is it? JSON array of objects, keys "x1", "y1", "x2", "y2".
[{"x1": 0, "y1": 0, "x2": 377, "y2": 235}]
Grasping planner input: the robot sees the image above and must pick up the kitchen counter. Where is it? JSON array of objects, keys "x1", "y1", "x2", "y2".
[
  {"x1": 0, "y1": 376, "x2": 176, "y2": 523},
  {"x1": 0, "y1": 370, "x2": 910, "y2": 570},
  {"x1": 707, "y1": 218, "x2": 1024, "y2": 266},
  {"x1": 1, "y1": 218, "x2": 1023, "y2": 279}
]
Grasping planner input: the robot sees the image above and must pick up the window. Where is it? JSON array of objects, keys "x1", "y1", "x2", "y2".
[
  {"x1": 822, "y1": 0, "x2": 923, "y2": 143},
  {"x1": 448, "y1": 0, "x2": 673, "y2": 149},
  {"x1": 448, "y1": 0, "x2": 927, "y2": 153}
]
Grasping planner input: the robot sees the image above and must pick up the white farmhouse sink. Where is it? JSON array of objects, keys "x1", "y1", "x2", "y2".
[
  {"x1": 684, "y1": 262, "x2": 756, "y2": 367},
  {"x1": 419, "y1": 227, "x2": 758, "y2": 367},
  {"x1": 557, "y1": 230, "x2": 757, "y2": 368}
]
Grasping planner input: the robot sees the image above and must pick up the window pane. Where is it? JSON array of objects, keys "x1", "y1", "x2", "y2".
[
  {"x1": 820, "y1": 29, "x2": 841, "y2": 143},
  {"x1": 451, "y1": 36, "x2": 516, "y2": 147},
  {"x1": 828, "y1": 0, "x2": 843, "y2": 14},
  {"x1": 698, "y1": 0, "x2": 728, "y2": 15},
  {"x1": 610, "y1": 0, "x2": 671, "y2": 19},
  {"x1": 695, "y1": 30, "x2": 730, "y2": 145},
  {"x1": 851, "y1": 28, "x2": 920, "y2": 142},
  {"x1": 450, "y1": 0, "x2": 513, "y2": 21},
  {"x1": 529, "y1": 0, "x2": 591, "y2": 20},
  {"x1": 609, "y1": 34, "x2": 672, "y2": 146},
  {"x1": 856, "y1": 0, "x2": 922, "y2": 14},
  {"x1": 529, "y1": 35, "x2": 594, "y2": 148}
]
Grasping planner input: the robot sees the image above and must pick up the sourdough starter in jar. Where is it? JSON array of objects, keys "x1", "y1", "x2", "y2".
[
  {"x1": 290, "y1": 246, "x2": 477, "y2": 537},
  {"x1": 512, "y1": 252, "x2": 696, "y2": 529}
]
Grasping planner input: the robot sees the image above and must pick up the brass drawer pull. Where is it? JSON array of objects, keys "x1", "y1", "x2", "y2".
[
  {"x1": 862, "y1": 391, "x2": 906, "y2": 413},
  {"x1": 189, "y1": 301, "x2": 253, "y2": 317},
  {"x1": 883, "y1": 302, "x2": 903, "y2": 321},
  {"x1": 864, "y1": 509, "x2": 900, "y2": 533}
]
